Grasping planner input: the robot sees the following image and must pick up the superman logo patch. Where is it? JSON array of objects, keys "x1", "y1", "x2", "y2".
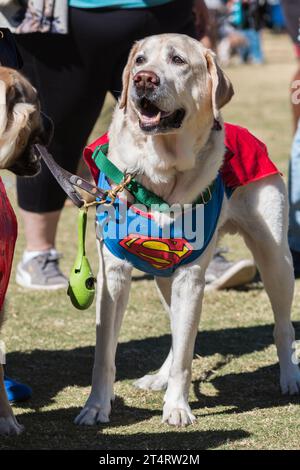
[{"x1": 119, "y1": 235, "x2": 193, "y2": 270}]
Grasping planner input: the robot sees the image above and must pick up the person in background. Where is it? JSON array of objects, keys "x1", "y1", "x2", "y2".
[
  {"x1": 229, "y1": 0, "x2": 265, "y2": 64},
  {"x1": 0, "y1": 0, "x2": 256, "y2": 291},
  {"x1": 202, "y1": 0, "x2": 249, "y2": 66},
  {"x1": 280, "y1": 0, "x2": 300, "y2": 278},
  {"x1": 267, "y1": 0, "x2": 285, "y2": 33},
  {"x1": 194, "y1": 0, "x2": 214, "y2": 48}
]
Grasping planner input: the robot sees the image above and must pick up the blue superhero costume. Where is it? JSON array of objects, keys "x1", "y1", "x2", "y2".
[
  {"x1": 84, "y1": 124, "x2": 280, "y2": 278},
  {"x1": 95, "y1": 150, "x2": 225, "y2": 277}
]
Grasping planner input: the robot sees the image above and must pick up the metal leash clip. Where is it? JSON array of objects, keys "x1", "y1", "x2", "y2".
[{"x1": 103, "y1": 173, "x2": 133, "y2": 205}]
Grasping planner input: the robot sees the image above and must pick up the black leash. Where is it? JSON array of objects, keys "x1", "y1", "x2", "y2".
[
  {"x1": 34, "y1": 144, "x2": 106, "y2": 208},
  {"x1": 33, "y1": 145, "x2": 100, "y2": 311}
]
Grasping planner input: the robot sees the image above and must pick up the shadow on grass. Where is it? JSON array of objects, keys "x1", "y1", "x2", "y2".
[
  {"x1": 5, "y1": 322, "x2": 300, "y2": 434},
  {"x1": 1, "y1": 405, "x2": 250, "y2": 450},
  {"x1": 192, "y1": 363, "x2": 300, "y2": 416}
]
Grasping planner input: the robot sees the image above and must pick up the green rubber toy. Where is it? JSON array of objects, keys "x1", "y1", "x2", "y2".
[{"x1": 68, "y1": 208, "x2": 96, "y2": 310}]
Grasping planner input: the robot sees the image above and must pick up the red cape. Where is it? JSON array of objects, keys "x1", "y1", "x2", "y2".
[
  {"x1": 84, "y1": 122, "x2": 280, "y2": 189},
  {"x1": 0, "y1": 178, "x2": 17, "y2": 311}
]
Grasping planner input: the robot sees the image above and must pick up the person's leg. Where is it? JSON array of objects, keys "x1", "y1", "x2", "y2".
[
  {"x1": 218, "y1": 31, "x2": 248, "y2": 66},
  {"x1": 281, "y1": 0, "x2": 300, "y2": 273},
  {"x1": 14, "y1": 37, "x2": 103, "y2": 287},
  {"x1": 238, "y1": 29, "x2": 264, "y2": 64},
  {"x1": 288, "y1": 118, "x2": 300, "y2": 276},
  {"x1": 247, "y1": 29, "x2": 264, "y2": 64},
  {"x1": 237, "y1": 29, "x2": 250, "y2": 62},
  {"x1": 19, "y1": 210, "x2": 60, "y2": 252},
  {"x1": 288, "y1": 57, "x2": 300, "y2": 275},
  {"x1": 14, "y1": 9, "x2": 118, "y2": 289}
]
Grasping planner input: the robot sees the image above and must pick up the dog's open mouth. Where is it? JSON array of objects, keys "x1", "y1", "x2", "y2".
[{"x1": 136, "y1": 98, "x2": 185, "y2": 133}]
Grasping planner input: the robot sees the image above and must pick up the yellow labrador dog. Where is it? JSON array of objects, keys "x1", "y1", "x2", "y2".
[
  {"x1": 76, "y1": 34, "x2": 299, "y2": 427},
  {"x1": 0, "y1": 66, "x2": 47, "y2": 435}
]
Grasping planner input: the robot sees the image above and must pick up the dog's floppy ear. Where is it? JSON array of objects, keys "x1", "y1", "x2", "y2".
[
  {"x1": 0, "y1": 68, "x2": 42, "y2": 175},
  {"x1": 119, "y1": 42, "x2": 140, "y2": 110},
  {"x1": 205, "y1": 50, "x2": 234, "y2": 121},
  {"x1": 0, "y1": 76, "x2": 35, "y2": 168}
]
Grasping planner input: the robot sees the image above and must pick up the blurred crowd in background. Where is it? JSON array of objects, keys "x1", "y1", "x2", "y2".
[{"x1": 196, "y1": 0, "x2": 287, "y2": 66}]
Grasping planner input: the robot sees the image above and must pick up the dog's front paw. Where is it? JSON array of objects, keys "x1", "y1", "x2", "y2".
[
  {"x1": 280, "y1": 366, "x2": 300, "y2": 395},
  {"x1": 162, "y1": 402, "x2": 196, "y2": 427},
  {"x1": 74, "y1": 403, "x2": 111, "y2": 426},
  {"x1": 134, "y1": 373, "x2": 168, "y2": 391},
  {"x1": 0, "y1": 415, "x2": 24, "y2": 435}
]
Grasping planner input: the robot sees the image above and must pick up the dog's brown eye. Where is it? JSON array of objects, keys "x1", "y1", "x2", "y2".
[
  {"x1": 172, "y1": 55, "x2": 186, "y2": 65},
  {"x1": 136, "y1": 56, "x2": 145, "y2": 65}
]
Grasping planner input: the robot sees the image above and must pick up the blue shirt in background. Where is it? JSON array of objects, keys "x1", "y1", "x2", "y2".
[{"x1": 69, "y1": 0, "x2": 173, "y2": 9}]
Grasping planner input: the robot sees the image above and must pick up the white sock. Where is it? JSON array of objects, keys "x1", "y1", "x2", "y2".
[{"x1": 22, "y1": 248, "x2": 57, "y2": 264}]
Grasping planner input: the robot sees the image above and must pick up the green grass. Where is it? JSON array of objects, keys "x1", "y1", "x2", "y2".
[{"x1": 1, "y1": 31, "x2": 300, "y2": 450}]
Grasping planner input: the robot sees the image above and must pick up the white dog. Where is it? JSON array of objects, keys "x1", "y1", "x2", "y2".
[{"x1": 76, "y1": 34, "x2": 300, "y2": 427}]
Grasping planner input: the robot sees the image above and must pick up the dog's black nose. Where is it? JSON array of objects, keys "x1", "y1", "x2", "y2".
[{"x1": 133, "y1": 71, "x2": 160, "y2": 93}]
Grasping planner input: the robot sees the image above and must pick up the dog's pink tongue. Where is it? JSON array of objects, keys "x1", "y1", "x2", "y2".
[{"x1": 141, "y1": 111, "x2": 161, "y2": 126}]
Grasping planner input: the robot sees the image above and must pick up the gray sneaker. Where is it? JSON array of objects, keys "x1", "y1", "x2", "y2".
[
  {"x1": 16, "y1": 251, "x2": 68, "y2": 290},
  {"x1": 205, "y1": 249, "x2": 257, "y2": 292}
]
